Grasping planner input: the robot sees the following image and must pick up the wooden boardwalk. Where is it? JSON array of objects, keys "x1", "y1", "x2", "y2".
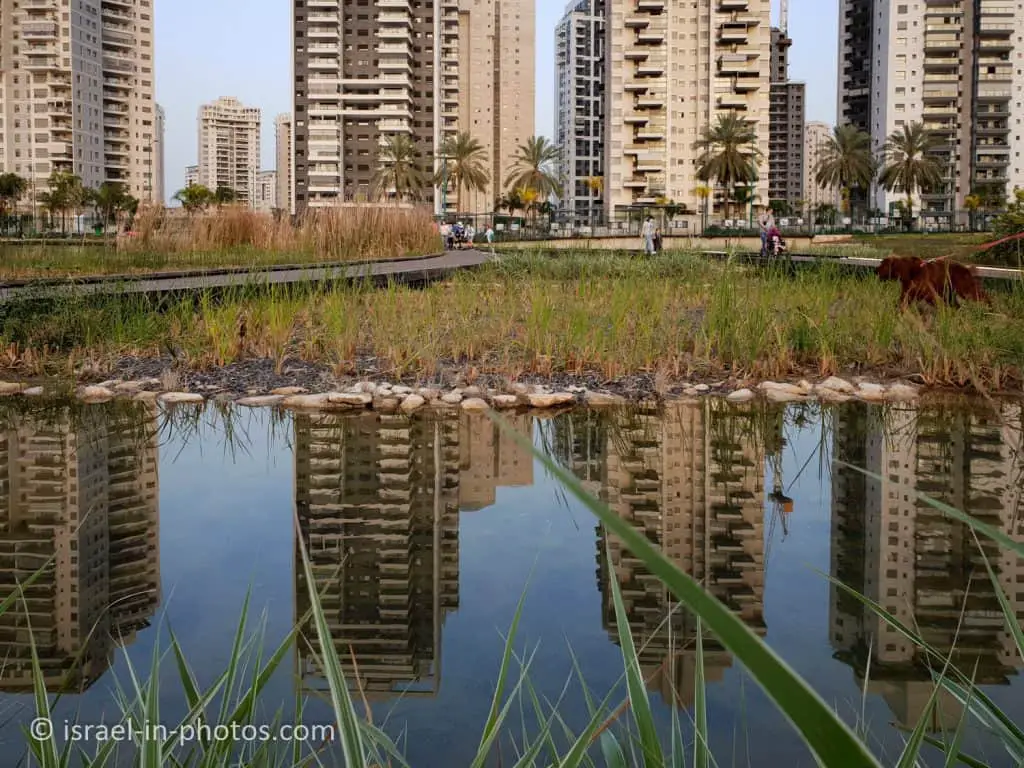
[{"x1": 0, "y1": 249, "x2": 493, "y2": 300}]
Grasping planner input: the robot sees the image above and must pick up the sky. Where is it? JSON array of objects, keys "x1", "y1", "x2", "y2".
[{"x1": 155, "y1": 0, "x2": 838, "y2": 203}]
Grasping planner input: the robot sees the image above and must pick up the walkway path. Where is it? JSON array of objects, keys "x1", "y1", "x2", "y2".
[{"x1": 0, "y1": 249, "x2": 493, "y2": 300}]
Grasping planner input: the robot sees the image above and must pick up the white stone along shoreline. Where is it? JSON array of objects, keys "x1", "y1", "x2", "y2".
[{"x1": 0, "y1": 374, "x2": 967, "y2": 413}]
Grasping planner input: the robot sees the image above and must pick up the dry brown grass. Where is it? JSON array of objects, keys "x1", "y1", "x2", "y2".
[{"x1": 123, "y1": 204, "x2": 441, "y2": 260}]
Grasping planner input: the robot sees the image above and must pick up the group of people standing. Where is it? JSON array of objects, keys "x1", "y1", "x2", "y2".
[
  {"x1": 641, "y1": 216, "x2": 663, "y2": 255},
  {"x1": 439, "y1": 220, "x2": 495, "y2": 251}
]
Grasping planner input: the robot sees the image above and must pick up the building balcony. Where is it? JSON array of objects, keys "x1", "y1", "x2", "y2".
[
  {"x1": 625, "y1": 49, "x2": 650, "y2": 60},
  {"x1": 625, "y1": 16, "x2": 650, "y2": 28},
  {"x1": 719, "y1": 24, "x2": 749, "y2": 43},
  {"x1": 637, "y1": 30, "x2": 665, "y2": 44},
  {"x1": 636, "y1": 0, "x2": 665, "y2": 10}
]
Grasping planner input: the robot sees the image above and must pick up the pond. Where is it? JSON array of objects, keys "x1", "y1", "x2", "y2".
[{"x1": 0, "y1": 396, "x2": 1019, "y2": 767}]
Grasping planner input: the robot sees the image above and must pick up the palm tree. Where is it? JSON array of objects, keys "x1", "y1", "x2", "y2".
[
  {"x1": 814, "y1": 124, "x2": 876, "y2": 219},
  {"x1": 38, "y1": 171, "x2": 85, "y2": 233},
  {"x1": 504, "y1": 136, "x2": 563, "y2": 200},
  {"x1": 173, "y1": 183, "x2": 214, "y2": 215},
  {"x1": 214, "y1": 186, "x2": 238, "y2": 206},
  {"x1": 693, "y1": 113, "x2": 761, "y2": 219},
  {"x1": 878, "y1": 122, "x2": 944, "y2": 228},
  {"x1": 436, "y1": 132, "x2": 489, "y2": 212},
  {"x1": 92, "y1": 181, "x2": 129, "y2": 231},
  {"x1": 373, "y1": 134, "x2": 427, "y2": 202}
]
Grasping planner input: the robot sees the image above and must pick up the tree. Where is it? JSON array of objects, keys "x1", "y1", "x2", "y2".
[
  {"x1": 214, "y1": 186, "x2": 238, "y2": 206},
  {"x1": 372, "y1": 134, "x2": 427, "y2": 202},
  {"x1": 693, "y1": 113, "x2": 762, "y2": 218},
  {"x1": 0, "y1": 173, "x2": 28, "y2": 231},
  {"x1": 496, "y1": 188, "x2": 526, "y2": 217},
  {"x1": 964, "y1": 192, "x2": 982, "y2": 231},
  {"x1": 815, "y1": 124, "x2": 876, "y2": 219},
  {"x1": 38, "y1": 171, "x2": 85, "y2": 233},
  {"x1": 173, "y1": 183, "x2": 214, "y2": 215},
  {"x1": 769, "y1": 199, "x2": 793, "y2": 217},
  {"x1": 90, "y1": 181, "x2": 130, "y2": 231},
  {"x1": 504, "y1": 136, "x2": 563, "y2": 200},
  {"x1": 989, "y1": 188, "x2": 1024, "y2": 266},
  {"x1": 814, "y1": 203, "x2": 838, "y2": 226},
  {"x1": 878, "y1": 122, "x2": 943, "y2": 228},
  {"x1": 436, "y1": 132, "x2": 489, "y2": 212}
]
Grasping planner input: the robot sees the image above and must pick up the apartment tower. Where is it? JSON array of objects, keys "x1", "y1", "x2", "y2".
[
  {"x1": 830, "y1": 401, "x2": 1024, "y2": 727},
  {"x1": 837, "y1": 0, "x2": 1024, "y2": 220},
  {"x1": 0, "y1": 0, "x2": 156, "y2": 201},
  {"x1": 603, "y1": 0, "x2": 771, "y2": 219},
  {"x1": 184, "y1": 164, "x2": 198, "y2": 189},
  {"x1": 0, "y1": 404, "x2": 160, "y2": 692},
  {"x1": 291, "y1": 0, "x2": 459, "y2": 214},
  {"x1": 274, "y1": 113, "x2": 293, "y2": 215},
  {"x1": 768, "y1": 27, "x2": 805, "y2": 209},
  {"x1": 197, "y1": 96, "x2": 260, "y2": 205},
  {"x1": 456, "y1": 0, "x2": 536, "y2": 214},
  {"x1": 255, "y1": 170, "x2": 277, "y2": 213},
  {"x1": 293, "y1": 412, "x2": 460, "y2": 698},
  {"x1": 592, "y1": 400, "x2": 771, "y2": 708},
  {"x1": 555, "y1": 0, "x2": 606, "y2": 225},
  {"x1": 804, "y1": 120, "x2": 840, "y2": 212}
]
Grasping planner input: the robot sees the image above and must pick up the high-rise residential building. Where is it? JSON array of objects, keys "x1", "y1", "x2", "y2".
[
  {"x1": 584, "y1": 400, "x2": 773, "y2": 708},
  {"x1": 184, "y1": 165, "x2": 198, "y2": 189},
  {"x1": 255, "y1": 170, "x2": 277, "y2": 213},
  {"x1": 804, "y1": 121, "x2": 840, "y2": 213},
  {"x1": 291, "y1": 1, "x2": 460, "y2": 214},
  {"x1": 837, "y1": 0, "x2": 1024, "y2": 220},
  {"x1": 293, "y1": 412, "x2": 460, "y2": 699},
  {"x1": 555, "y1": 0, "x2": 606, "y2": 225},
  {"x1": 274, "y1": 113, "x2": 293, "y2": 215},
  {"x1": 452, "y1": 0, "x2": 536, "y2": 214},
  {"x1": 0, "y1": 0, "x2": 156, "y2": 202},
  {"x1": 457, "y1": 412, "x2": 533, "y2": 511},
  {"x1": 830, "y1": 401, "x2": 1024, "y2": 728},
  {"x1": 603, "y1": 0, "x2": 772, "y2": 219},
  {"x1": 768, "y1": 27, "x2": 805, "y2": 209},
  {"x1": 0, "y1": 403, "x2": 160, "y2": 692},
  {"x1": 197, "y1": 96, "x2": 260, "y2": 206},
  {"x1": 153, "y1": 104, "x2": 165, "y2": 205}
]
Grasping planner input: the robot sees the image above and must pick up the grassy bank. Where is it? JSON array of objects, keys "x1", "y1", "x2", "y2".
[
  {"x1": 0, "y1": 206, "x2": 441, "y2": 280},
  {"x1": 1, "y1": 251, "x2": 1021, "y2": 390}
]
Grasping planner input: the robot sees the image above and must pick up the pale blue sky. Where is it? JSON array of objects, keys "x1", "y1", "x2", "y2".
[{"x1": 155, "y1": 0, "x2": 837, "y2": 202}]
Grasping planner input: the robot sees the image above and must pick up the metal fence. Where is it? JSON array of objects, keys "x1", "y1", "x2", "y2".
[{"x1": 434, "y1": 207, "x2": 1001, "y2": 242}]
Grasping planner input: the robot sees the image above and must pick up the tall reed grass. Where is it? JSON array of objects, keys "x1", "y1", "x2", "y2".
[{"x1": 0, "y1": 206, "x2": 442, "y2": 280}]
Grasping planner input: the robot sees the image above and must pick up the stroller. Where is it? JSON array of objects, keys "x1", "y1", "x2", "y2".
[
  {"x1": 450, "y1": 222, "x2": 468, "y2": 249},
  {"x1": 765, "y1": 227, "x2": 787, "y2": 258}
]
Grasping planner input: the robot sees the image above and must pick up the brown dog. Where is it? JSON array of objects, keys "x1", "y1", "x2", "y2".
[{"x1": 876, "y1": 255, "x2": 989, "y2": 308}]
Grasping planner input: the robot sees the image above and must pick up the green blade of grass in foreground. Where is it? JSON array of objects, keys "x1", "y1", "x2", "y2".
[
  {"x1": 489, "y1": 410, "x2": 883, "y2": 768},
  {"x1": 604, "y1": 536, "x2": 663, "y2": 768},
  {"x1": 294, "y1": 517, "x2": 368, "y2": 768}
]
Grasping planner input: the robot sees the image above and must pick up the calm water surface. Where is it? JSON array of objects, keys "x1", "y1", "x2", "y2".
[{"x1": 0, "y1": 397, "x2": 1019, "y2": 766}]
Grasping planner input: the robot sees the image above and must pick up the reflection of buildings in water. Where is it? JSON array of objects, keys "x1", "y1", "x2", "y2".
[
  {"x1": 0, "y1": 404, "x2": 160, "y2": 692},
  {"x1": 458, "y1": 413, "x2": 534, "y2": 511},
  {"x1": 293, "y1": 411, "x2": 538, "y2": 698},
  {"x1": 830, "y1": 401, "x2": 1024, "y2": 728},
  {"x1": 580, "y1": 401, "x2": 773, "y2": 708},
  {"x1": 293, "y1": 412, "x2": 461, "y2": 699}
]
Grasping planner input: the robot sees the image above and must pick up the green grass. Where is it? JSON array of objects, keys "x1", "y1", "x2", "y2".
[
  {"x1": 8, "y1": 403, "x2": 1023, "y2": 766},
  {"x1": 1, "y1": 251, "x2": 1021, "y2": 390}
]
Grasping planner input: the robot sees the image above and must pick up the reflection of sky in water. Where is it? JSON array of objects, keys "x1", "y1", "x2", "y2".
[{"x1": 0, "y1": 401, "x2": 1018, "y2": 767}]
